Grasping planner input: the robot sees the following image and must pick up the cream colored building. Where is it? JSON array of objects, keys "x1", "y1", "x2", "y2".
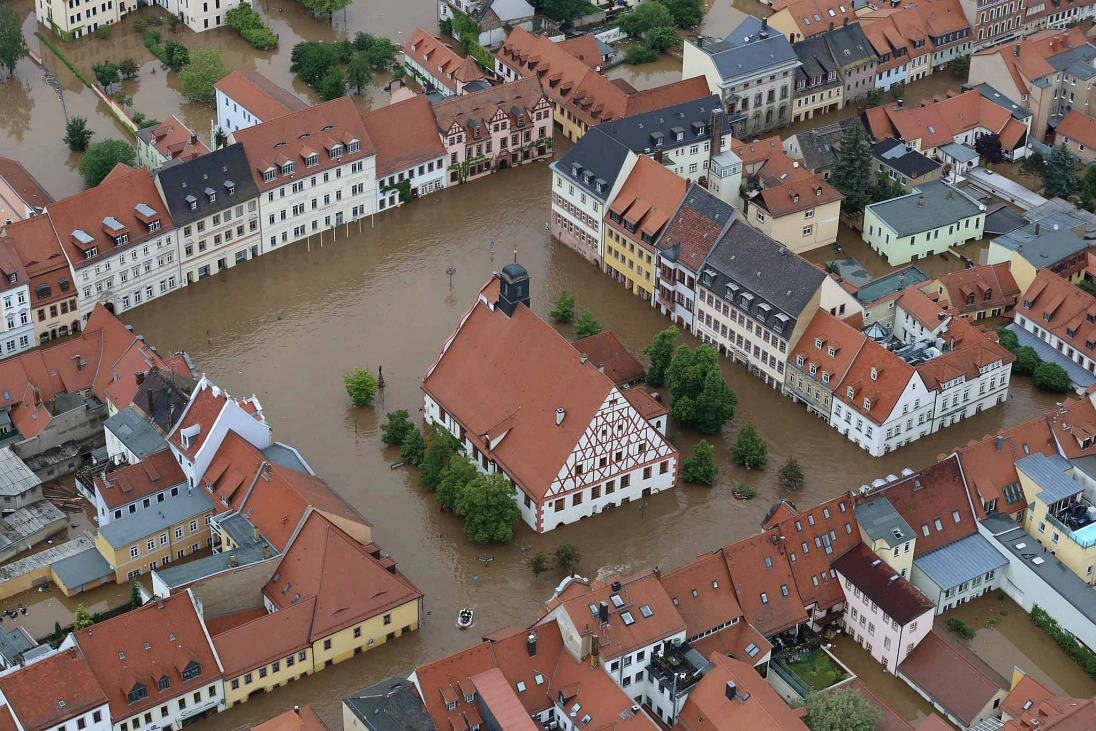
[
  {"x1": 744, "y1": 178, "x2": 844, "y2": 254},
  {"x1": 36, "y1": 0, "x2": 125, "y2": 39},
  {"x1": 95, "y1": 490, "x2": 215, "y2": 581}
]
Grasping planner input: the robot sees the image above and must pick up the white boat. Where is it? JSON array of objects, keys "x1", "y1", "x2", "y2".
[{"x1": 457, "y1": 608, "x2": 474, "y2": 629}]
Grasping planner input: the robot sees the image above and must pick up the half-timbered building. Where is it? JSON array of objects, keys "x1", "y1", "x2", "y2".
[{"x1": 422, "y1": 263, "x2": 678, "y2": 533}]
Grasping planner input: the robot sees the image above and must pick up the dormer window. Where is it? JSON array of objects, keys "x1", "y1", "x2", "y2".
[
  {"x1": 815, "y1": 337, "x2": 823, "y2": 349},
  {"x1": 181, "y1": 661, "x2": 201, "y2": 682},
  {"x1": 796, "y1": 355, "x2": 805, "y2": 366},
  {"x1": 147, "y1": 220, "x2": 160, "y2": 232},
  {"x1": 281, "y1": 162, "x2": 295, "y2": 176},
  {"x1": 263, "y1": 168, "x2": 276, "y2": 183},
  {"x1": 967, "y1": 293, "x2": 975, "y2": 305},
  {"x1": 809, "y1": 364, "x2": 818, "y2": 375},
  {"x1": 827, "y1": 346, "x2": 836, "y2": 357},
  {"x1": 127, "y1": 684, "x2": 148, "y2": 704},
  {"x1": 348, "y1": 140, "x2": 360, "y2": 153},
  {"x1": 822, "y1": 372, "x2": 830, "y2": 384},
  {"x1": 846, "y1": 386, "x2": 855, "y2": 398},
  {"x1": 863, "y1": 398, "x2": 871, "y2": 411},
  {"x1": 206, "y1": 189, "x2": 216, "y2": 203},
  {"x1": 158, "y1": 675, "x2": 170, "y2": 692},
  {"x1": 84, "y1": 247, "x2": 98, "y2": 259},
  {"x1": 6, "y1": 274, "x2": 15, "y2": 284},
  {"x1": 870, "y1": 367, "x2": 878, "y2": 381},
  {"x1": 329, "y1": 145, "x2": 343, "y2": 159},
  {"x1": 116, "y1": 233, "x2": 129, "y2": 245},
  {"x1": 984, "y1": 288, "x2": 992, "y2": 302},
  {"x1": 305, "y1": 153, "x2": 319, "y2": 167}
]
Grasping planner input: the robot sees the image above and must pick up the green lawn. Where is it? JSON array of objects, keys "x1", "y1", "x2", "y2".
[{"x1": 785, "y1": 649, "x2": 849, "y2": 691}]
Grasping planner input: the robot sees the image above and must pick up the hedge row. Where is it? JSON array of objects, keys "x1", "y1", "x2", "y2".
[
  {"x1": 34, "y1": 32, "x2": 92, "y2": 88},
  {"x1": 1031, "y1": 604, "x2": 1096, "y2": 678}
]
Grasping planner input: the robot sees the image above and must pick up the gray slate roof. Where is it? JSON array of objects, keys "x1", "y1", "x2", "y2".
[
  {"x1": 794, "y1": 35, "x2": 838, "y2": 84},
  {"x1": 937, "y1": 142, "x2": 979, "y2": 164},
  {"x1": 855, "y1": 265, "x2": 928, "y2": 305},
  {"x1": 0, "y1": 625, "x2": 34, "y2": 666},
  {"x1": 155, "y1": 144, "x2": 260, "y2": 227},
  {"x1": 345, "y1": 679, "x2": 439, "y2": 731},
  {"x1": 51, "y1": 545, "x2": 113, "y2": 589},
  {"x1": 154, "y1": 539, "x2": 275, "y2": 589},
  {"x1": 874, "y1": 138, "x2": 941, "y2": 179},
  {"x1": 914, "y1": 533, "x2": 1009, "y2": 591},
  {"x1": 1015, "y1": 453, "x2": 1082, "y2": 505},
  {"x1": 983, "y1": 205, "x2": 1025, "y2": 236},
  {"x1": 98, "y1": 490, "x2": 215, "y2": 549},
  {"x1": 552, "y1": 127, "x2": 631, "y2": 203},
  {"x1": 992, "y1": 214, "x2": 1088, "y2": 266},
  {"x1": 866, "y1": 180, "x2": 983, "y2": 237},
  {"x1": 699, "y1": 220, "x2": 824, "y2": 336},
  {"x1": 823, "y1": 23, "x2": 876, "y2": 68},
  {"x1": 856, "y1": 496, "x2": 915, "y2": 546},
  {"x1": 1048, "y1": 43, "x2": 1096, "y2": 79},
  {"x1": 261, "y1": 442, "x2": 314, "y2": 474},
  {"x1": 790, "y1": 118, "x2": 860, "y2": 172},
  {"x1": 699, "y1": 17, "x2": 799, "y2": 83},
  {"x1": 962, "y1": 82, "x2": 1032, "y2": 120},
  {"x1": 595, "y1": 95, "x2": 723, "y2": 156},
  {"x1": 1007, "y1": 324, "x2": 1096, "y2": 390},
  {"x1": 104, "y1": 408, "x2": 166, "y2": 460},
  {"x1": 0, "y1": 447, "x2": 39, "y2": 498}
]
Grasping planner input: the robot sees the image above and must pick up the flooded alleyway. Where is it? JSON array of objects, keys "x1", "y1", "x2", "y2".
[{"x1": 112, "y1": 160, "x2": 1064, "y2": 731}]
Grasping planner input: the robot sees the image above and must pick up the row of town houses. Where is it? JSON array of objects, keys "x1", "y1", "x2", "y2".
[{"x1": 0, "y1": 304, "x2": 424, "y2": 730}]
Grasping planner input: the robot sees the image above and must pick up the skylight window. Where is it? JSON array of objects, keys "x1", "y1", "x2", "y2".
[
  {"x1": 517, "y1": 681, "x2": 526, "y2": 692},
  {"x1": 534, "y1": 673, "x2": 545, "y2": 685},
  {"x1": 582, "y1": 715, "x2": 592, "y2": 726},
  {"x1": 745, "y1": 643, "x2": 761, "y2": 658},
  {"x1": 621, "y1": 612, "x2": 635, "y2": 626},
  {"x1": 640, "y1": 605, "x2": 653, "y2": 618},
  {"x1": 610, "y1": 594, "x2": 624, "y2": 608}
]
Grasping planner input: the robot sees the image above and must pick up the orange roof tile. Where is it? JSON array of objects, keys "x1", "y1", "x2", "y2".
[
  {"x1": 722, "y1": 534, "x2": 808, "y2": 636},
  {"x1": 360, "y1": 95, "x2": 446, "y2": 177},
  {"x1": 556, "y1": 35, "x2": 602, "y2": 68},
  {"x1": 899, "y1": 628, "x2": 1007, "y2": 726},
  {"x1": 757, "y1": 177, "x2": 843, "y2": 218},
  {"x1": 689, "y1": 619, "x2": 772, "y2": 663},
  {"x1": 973, "y1": 28, "x2": 1089, "y2": 99},
  {"x1": 4, "y1": 214, "x2": 73, "y2": 310},
  {"x1": 549, "y1": 647, "x2": 659, "y2": 731},
  {"x1": 0, "y1": 648, "x2": 107, "y2": 731},
  {"x1": 932, "y1": 262, "x2": 1019, "y2": 316},
  {"x1": 622, "y1": 387, "x2": 668, "y2": 421},
  {"x1": 1057, "y1": 110, "x2": 1096, "y2": 151},
  {"x1": 571, "y1": 331, "x2": 645, "y2": 385},
  {"x1": 0, "y1": 157, "x2": 53, "y2": 216},
  {"x1": 834, "y1": 335, "x2": 916, "y2": 427},
  {"x1": 658, "y1": 552, "x2": 742, "y2": 639},
  {"x1": 678, "y1": 654, "x2": 809, "y2": 731},
  {"x1": 138, "y1": 116, "x2": 209, "y2": 162},
  {"x1": 431, "y1": 78, "x2": 550, "y2": 138},
  {"x1": 790, "y1": 309, "x2": 867, "y2": 388},
  {"x1": 1015, "y1": 268, "x2": 1096, "y2": 376},
  {"x1": 252, "y1": 706, "x2": 330, "y2": 731},
  {"x1": 214, "y1": 71, "x2": 308, "y2": 123},
  {"x1": 608, "y1": 155, "x2": 688, "y2": 242},
  {"x1": 210, "y1": 600, "x2": 314, "y2": 676},
  {"x1": 403, "y1": 28, "x2": 486, "y2": 94},
  {"x1": 94, "y1": 451, "x2": 186, "y2": 509}
]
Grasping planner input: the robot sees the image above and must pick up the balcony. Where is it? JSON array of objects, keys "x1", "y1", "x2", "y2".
[
  {"x1": 658, "y1": 293, "x2": 675, "y2": 312},
  {"x1": 645, "y1": 641, "x2": 712, "y2": 700},
  {"x1": 1047, "y1": 495, "x2": 1096, "y2": 549}
]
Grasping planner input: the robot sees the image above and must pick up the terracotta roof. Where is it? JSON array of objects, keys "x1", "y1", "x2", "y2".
[
  {"x1": 915, "y1": 319, "x2": 1015, "y2": 391},
  {"x1": 556, "y1": 570, "x2": 686, "y2": 660},
  {"x1": 360, "y1": 95, "x2": 446, "y2": 177},
  {"x1": 232, "y1": 97, "x2": 375, "y2": 192},
  {"x1": 678, "y1": 654, "x2": 809, "y2": 731},
  {"x1": 659, "y1": 552, "x2": 742, "y2": 639},
  {"x1": 756, "y1": 177, "x2": 843, "y2": 218},
  {"x1": 899, "y1": 628, "x2": 1007, "y2": 726},
  {"x1": 46, "y1": 165, "x2": 175, "y2": 270},
  {"x1": 722, "y1": 534, "x2": 809, "y2": 636},
  {"x1": 549, "y1": 645, "x2": 659, "y2": 731},
  {"x1": 1001, "y1": 673, "x2": 1056, "y2": 721},
  {"x1": 656, "y1": 186, "x2": 734, "y2": 275},
  {"x1": 1015, "y1": 269, "x2": 1096, "y2": 379},
  {"x1": 94, "y1": 450, "x2": 187, "y2": 509},
  {"x1": 0, "y1": 157, "x2": 53, "y2": 217},
  {"x1": 833, "y1": 332, "x2": 916, "y2": 426},
  {"x1": 763, "y1": 494, "x2": 859, "y2": 611},
  {"x1": 856, "y1": 456, "x2": 978, "y2": 554},
  {"x1": 137, "y1": 116, "x2": 209, "y2": 162},
  {"x1": 832, "y1": 543, "x2": 935, "y2": 624},
  {"x1": 571, "y1": 331, "x2": 645, "y2": 385},
  {"x1": 213, "y1": 71, "x2": 308, "y2": 123},
  {"x1": 0, "y1": 648, "x2": 107, "y2": 731},
  {"x1": 1049, "y1": 394, "x2": 1096, "y2": 461},
  {"x1": 204, "y1": 606, "x2": 267, "y2": 636},
  {"x1": 74, "y1": 592, "x2": 221, "y2": 718},
  {"x1": 403, "y1": 28, "x2": 486, "y2": 94},
  {"x1": 168, "y1": 380, "x2": 228, "y2": 460},
  {"x1": 0, "y1": 705, "x2": 16, "y2": 731},
  {"x1": 252, "y1": 706, "x2": 331, "y2": 731},
  {"x1": 730, "y1": 137, "x2": 785, "y2": 170},
  {"x1": 489, "y1": 623, "x2": 564, "y2": 715},
  {"x1": 622, "y1": 387, "x2": 668, "y2": 421},
  {"x1": 776, "y1": 0, "x2": 858, "y2": 39},
  {"x1": 210, "y1": 599, "x2": 314, "y2": 677},
  {"x1": 689, "y1": 619, "x2": 772, "y2": 662},
  {"x1": 932, "y1": 262, "x2": 1019, "y2": 316},
  {"x1": 4, "y1": 214, "x2": 73, "y2": 309},
  {"x1": 423, "y1": 275, "x2": 675, "y2": 500},
  {"x1": 556, "y1": 35, "x2": 602, "y2": 68},
  {"x1": 972, "y1": 28, "x2": 1089, "y2": 99},
  {"x1": 608, "y1": 155, "x2": 688, "y2": 242},
  {"x1": 838, "y1": 678, "x2": 914, "y2": 731},
  {"x1": 862, "y1": 100, "x2": 954, "y2": 150},
  {"x1": 262, "y1": 511, "x2": 421, "y2": 639},
  {"x1": 790, "y1": 309, "x2": 866, "y2": 389},
  {"x1": 431, "y1": 78, "x2": 549, "y2": 137}
]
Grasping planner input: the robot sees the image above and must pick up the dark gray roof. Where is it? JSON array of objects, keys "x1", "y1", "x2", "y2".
[
  {"x1": 873, "y1": 138, "x2": 941, "y2": 179},
  {"x1": 0, "y1": 447, "x2": 39, "y2": 498},
  {"x1": 962, "y1": 82, "x2": 1032, "y2": 121},
  {"x1": 794, "y1": 35, "x2": 838, "y2": 83},
  {"x1": 698, "y1": 17, "x2": 799, "y2": 83},
  {"x1": 1008, "y1": 324, "x2": 1096, "y2": 390},
  {"x1": 51, "y1": 546, "x2": 113, "y2": 589},
  {"x1": 104, "y1": 408, "x2": 166, "y2": 460},
  {"x1": 823, "y1": 23, "x2": 876, "y2": 69},
  {"x1": 1048, "y1": 43, "x2": 1096, "y2": 78},
  {"x1": 155, "y1": 144, "x2": 259, "y2": 227},
  {"x1": 983, "y1": 205, "x2": 1025, "y2": 236},
  {"x1": 866, "y1": 180, "x2": 984, "y2": 237},
  {"x1": 914, "y1": 533, "x2": 1009, "y2": 591},
  {"x1": 855, "y1": 265, "x2": 928, "y2": 305},
  {"x1": 551, "y1": 127, "x2": 631, "y2": 203},
  {"x1": 699, "y1": 220, "x2": 825, "y2": 336},
  {"x1": 981, "y1": 514, "x2": 1096, "y2": 625},
  {"x1": 992, "y1": 214, "x2": 1088, "y2": 265},
  {"x1": 133, "y1": 368, "x2": 195, "y2": 435},
  {"x1": 790, "y1": 118, "x2": 859, "y2": 172},
  {"x1": 0, "y1": 625, "x2": 34, "y2": 666},
  {"x1": 855, "y1": 496, "x2": 915, "y2": 546},
  {"x1": 596, "y1": 95, "x2": 722, "y2": 155},
  {"x1": 98, "y1": 490, "x2": 215, "y2": 548},
  {"x1": 345, "y1": 679, "x2": 438, "y2": 731},
  {"x1": 154, "y1": 540, "x2": 275, "y2": 588}
]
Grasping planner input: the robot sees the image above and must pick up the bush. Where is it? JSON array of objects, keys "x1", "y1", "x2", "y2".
[
  {"x1": 530, "y1": 552, "x2": 552, "y2": 577},
  {"x1": 163, "y1": 39, "x2": 189, "y2": 70},
  {"x1": 1031, "y1": 604, "x2": 1096, "y2": 678},
  {"x1": 984, "y1": 617, "x2": 1000, "y2": 628},
  {"x1": 731, "y1": 482, "x2": 756, "y2": 500},
  {"x1": 1013, "y1": 345, "x2": 1041, "y2": 376},
  {"x1": 732, "y1": 421, "x2": 768, "y2": 469},
  {"x1": 95, "y1": 24, "x2": 112, "y2": 39},
  {"x1": 1033, "y1": 362, "x2": 1071, "y2": 393},
  {"x1": 133, "y1": 17, "x2": 149, "y2": 30},
  {"x1": 573, "y1": 308, "x2": 603, "y2": 339},
  {"x1": 143, "y1": 29, "x2": 169, "y2": 65},
  {"x1": 554, "y1": 543, "x2": 581, "y2": 573},
  {"x1": 343, "y1": 368, "x2": 379, "y2": 406},
  {"x1": 624, "y1": 44, "x2": 659, "y2": 64},
  {"x1": 778, "y1": 457, "x2": 805, "y2": 490},
  {"x1": 681, "y1": 440, "x2": 718, "y2": 485},
  {"x1": 994, "y1": 327, "x2": 1019, "y2": 351},
  {"x1": 947, "y1": 617, "x2": 977, "y2": 640},
  {"x1": 225, "y1": 3, "x2": 278, "y2": 49},
  {"x1": 381, "y1": 410, "x2": 416, "y2": 445},
  {"x1": 400, "y1": 428, "x2": 426, "y2": 466},
  {"x1": 64, "y1": 116, "x2": 93, "y2": 152}
]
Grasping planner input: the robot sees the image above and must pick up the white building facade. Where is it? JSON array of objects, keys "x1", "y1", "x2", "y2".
[{"x1": 0, "y1": 280, "x2": 35, "y2": 360}]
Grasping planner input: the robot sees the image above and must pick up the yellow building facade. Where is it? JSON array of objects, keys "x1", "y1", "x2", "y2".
[
  {"x1": 95, "y1": 496, "x2": 215, "y2": 582},
  {"x1": 225, "y1": 646, "x2": 316, "y2": 706},
  {"x1": 1019, "y1": 464, "x2": 1096, "y2": 586},
  {"x1": 312, "y1": 598, "x2": 421, "y2": 667},
  {"x1": 603, "y1": 226, "x2": 656, "y2": 301}
]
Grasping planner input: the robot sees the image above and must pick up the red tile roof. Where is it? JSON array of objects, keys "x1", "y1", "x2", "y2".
[
  {"x1": 833, "y1": 333, "x2": 916, "y2": 427},
  {"x1": 74, "y1": 592, "x2": 221, "y2": 719},
  {"x1": 214, "y1": 71, "x2": 308, "y2": 123},
  {"x1": 659, "y1": 552, "x2": 743, "y2": 638},
  {"x1": 790, "y1": 309, "x2": 867, "y2": 389},
  {"x1": 0, "y1": 648, "x2": 107, "y2": 731},
  {"x1": 210, "y1": 599, "x2": 314, "y2": 677},
  {"x1": 832, "y1": 543, "x2": 935, "y2": 624},
  {"x1": 571, "y1": 331, "x2": 645, "y2": 385},
  {"x1": 678, "y1": 654, "x2": 809, "y2": 731},
  {"x1": 252, "y1": 706, "x2": 331, "y2": 731},
  {"x1": 94, "y1": 450, "x2": 187, "y2": 509},
  {"x1": 899, "y1": 628, "x2": 1007, "y2": 726},
  {"x1": 656, "y1": 188, "x2": 732, "y2": 275},
  {"x1": 556, "y1": 35, "x2": 602, "y2": 68},
  {"x1": 722, "y1": 534, "x2": 809, "y2": 636},
  {"x1": 204, "y1": 606, "x2": 267, "y2": 636},
  {"x1": 549, "y1": 646, "x2": 659, "y2": 731},
  {"x1": 168, "y1": 380, "x2": 228, "y2": 460},
  {"x1": 1001, "y1": 673, "x2": 1056, "y2": 721},
  {"x1": 1016, "y1": 268, "x2": 1096, "y2": 367},
  {"x1": 360, "y1": 95, "x2": 446, "y2": 177},
  {"x1": 4, "y1": 214, "x2": 73, "y2": 310},
  {"x1": 431, "y1": 78, "x2": 550, "y2": 138},
  {"x1": 608, "y1": 155, "x2": 689, "y2": 242},
  {"x1": 756, "y1": 177, "x2": 843, "y2": 218},
  {"x1": 232, "y1": 97, "x2": 375, "y2": 192},
  {"x1": 972, "y1": 28, "x2": 1089, "y2": 99},
  {"x1": 138, "y1": 116, "x2": 209, "y2": 162},
  {"x1": 953, "y1": 411, "x2": 1056, "y2": 518},
  {"x1": 931, "y1": 262, "x2": 1019, "y2": 317},
  {"x1": 262, "y1": 511, "x2": 421, "y2": 639},
  {"x1": 689, "y1": 619, "x2": 772, "y2": 663},
  {"x1": 403, "y1": 28, "x2": 487, "y2": 94},
  {"x1": 774, "y1": 0, "x2": 858, "y2": 39},
  {"x1": 0, "y1": 157, "x2": 53, "y2": 218},
  {"x1": 622, "y1": 387, "x2": 668, "y2": 421}
]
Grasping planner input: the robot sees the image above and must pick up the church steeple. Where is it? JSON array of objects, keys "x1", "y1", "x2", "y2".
[{"x1": 498, "y1": 251, "x2": 530, "y2": 318}]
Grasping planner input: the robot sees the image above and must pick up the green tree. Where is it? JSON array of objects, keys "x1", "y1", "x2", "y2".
[
  {"x1": 352, "y1": 31, "x2": 375, "y2": 51},
  {"x1": 400, "y1": 428, "x2": 426, "y2": 466},
  {"x1": 456, "y1": 473, "x2": 522, "y2": 544},
  {"x1": 731, "y1": 421, "x2": 768, "y2": 469},
  {"x1": 645, "y1": 26, "x2": 682, "y2": 52},
  {"x1": 0, "y1": 3, "x2": 28, "y2": 78},
  {"x1": 573, "y1": 308, "x2": 603, "y2": 339},
  {"x1": 660, "y1": 0, "x2": 704, "y2": 26},
  {"x1": 1044, "y1": 143, "x2": 1079, "y2": 198},
  {"x1": 53, "y1": 621, "x2": 62, "y2": 640},
  {"x1": 1013, "y1": 346, "x2": 1041, "y2": 376},
  {"x1": 804, "y1": 687, "x2": 882, "y2": 731},
  {"x1": 529, "y1": 552, "x2": 552, "y2": 578},
  {"x1": 290, "y1": 41, "x2": 342, "y2": 87},
  {"x1": 667, "y1": 344, "x2": 736, "y2": 434},
  {"x1": 623, "y1": 44, "x2": 659, "y2": 64},
  {"x1": 346, "y1": 52, "x2": 373, "y2": 94},
  {"x1": 1020, "y1": 151, "x2": 1046, "y2": 185},
  {"x1": 118, "y1": 57, "x2": 140, "y2": 78},
  {"x1": 129, "y1": 580, "x2": 143, "y2": 609},
  {"x1": 73, "y1": 604, "x2": 94, "y2": 630},
  {"x1": 164, "y1": 39, "x2": 190, "y2": 70},
  {"x1": 681, "y1": 440, "x2": 718, "y2": 485},
  {"x1": 436, "y1": 455, "x2": 478, "y2": 511},
  {"x1": 550, "y1": 289, "x2": 576, "y2": 323},
  {"x1": 178, "y1": 47, "x2": 227, "y2": 106},
  {"x1": 343, "y1": 367, "x2": 379, "y2": 406},
  {"x1": 554, "y1": 543, "x2": 582, "y2": 573},
  {"x1": 381, "y1": 410, "x2": 416, "y2": 445},
  {"x1": 420, "y1": 425, "x2": 459, "y2": 491},
  {"x1": 300, "y1": 0, "x2": 351, "y2": 19},
  {"x1": 1033, "y1": 362, "x2": 1071, "y2": 393},
  {"x1": 778, "y1": 457, "x2": 805, "y2": 490},
  {"x1": 364, "y1": 36, "x2": 397, "y2": 70},
  {"x1": 79, "y1": 139, "x2": 135, "y2": 188},
  {"x1": 974, "y1": 132, "x2": 1006, "y2": 166},
  {"x1": 95, "y1": 24, "x2": 112, "y2": 38},
  {"x1": 870, "y1": 174, "x2": 905, "y2": 203},
  {"x1": 92, "y1": 60, "x2": 121, "y2": 87},
  {"x1": 1080, "y1": 279, "x2": 1096, "y2": 298},
  {"x1": 643, "y1": 326, "x2": 678, "y2": 387},
  {"x1": 616, "y1": 1, "x2": 674, "y2": 36},
  {"x1": 540, "y1": 0, "x2": 591, "y2": 23},
  {"x1": 994, "y1": 326, "x2": 1019, "y2": 351},
  {"x1": 830, "y1": 121, "x2": 872, "y2": 215},
  {"x1": 64, "y1": 116, "x2": 93, "y2": 152},
  {"x1": 114, "y1": 90, "x2": 133, "y2": 107},
  {"x1": 949, "y1": 55, "x2": 970, "y2": 77},
  {"x1": 318, "y1": 65, "x2": 346, "y2": 101}
]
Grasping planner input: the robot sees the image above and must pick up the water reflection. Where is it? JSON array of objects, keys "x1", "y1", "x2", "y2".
[{"x1": 0, "y1": 75, "x2": 34, "y2": 142}]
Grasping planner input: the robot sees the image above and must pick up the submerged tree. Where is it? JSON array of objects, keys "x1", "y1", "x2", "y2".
[{"x1": 830, "y1": 122, "x2": 872, "y2": 215}]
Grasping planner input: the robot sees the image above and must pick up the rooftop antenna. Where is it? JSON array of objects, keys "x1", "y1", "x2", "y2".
[{"x1": 514, "y1": 248, "x2": 519, "y2": 263}]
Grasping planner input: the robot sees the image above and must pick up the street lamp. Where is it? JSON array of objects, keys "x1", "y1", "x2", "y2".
[{"x1": 446, "y1": 266, "x2": 456, "y2": 288}]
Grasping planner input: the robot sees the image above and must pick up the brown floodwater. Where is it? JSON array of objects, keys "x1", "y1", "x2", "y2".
[{"x1": 110, "y1": 158, "x2": 1064, "y2": 731}]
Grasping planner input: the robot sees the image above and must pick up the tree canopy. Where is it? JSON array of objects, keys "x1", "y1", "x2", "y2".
[
  {"x1": 64, "y1": 116, "x2": 93, "y2": 152},
  {"x1": 1013, "y1": 346, "x2": 1041, "y2": 376},
  {"x1": 573, "y1": 309, "x2": 603, "y2": 339},
  {"x1": 318, "y1": 65, "x2": 346, "y2": 101},
  {"x1": 79, "y1": 139, "x2": 135, "y2": 188},
  {"x1": 643, "y1": 326, "x2": 678, "y2": 387},
  {"x1": 0, "y1": 3, "x2": 27, "y2": 78},
  {"x1": 538, "y1": 0, "x2": 593, "y2": 23},
  {"x1": 974, "y1": 132, "x2": 1006, "y2": 166},
  {"x1": 343, "y1": 368, "x2": 378, "y2": 406},
  {"x1": 660, "y1": 0, "x2": 704, "y2": 26},
  {"x1": 666, "y1": 344, "x2": 737, "y2": 434},
  {"x1": 178, "y1": 47, "x2": 227, "y2": 106},
  {"x1": 731, "y1": 421, "x2": 768, "y2": 469},
  {"x1": 1033, "y1": 362, "x2": 1071, "y2": 393},
  {"x1": 554, "y1": 543, "x2": 582, "y2": 573},
  {"x1": 1044, "y1": 144, "x2": 1079, "y2": 198},
  {"x1": 830, "y1": 122, "x2": 873, "y2": 215},
  {"x1": 381, "y1": 410, "x2": 416, "y2": 445},
  {"x1": 617, "y1": 1, "x2": 674, "y2": 36},
  {"x1": 455, "y1": 472, "x2": 522, "y2": 544},
  {"x1": 778, "y1": 457, "x2": 805, "y2": 490},
  {"x1": 436, "y1": 455, "x2": 479, "y2": 512},
  {"x1": 804, "y1": 688, "x2": 882, "y2": 731},
  {"x1": 681, "y1": 440, "x2": 718, "y2": 485},
  {"x1": 550, "y1": 289, "x2": 575, "y2": 323},
  {"x1": 291, "y1": 41, "x2": 343, "y2": 87}
]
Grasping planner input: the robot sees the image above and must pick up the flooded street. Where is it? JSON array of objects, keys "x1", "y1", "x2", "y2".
[{"x1": 111, "y1": 160, "x2": 1065, "y2": 731}]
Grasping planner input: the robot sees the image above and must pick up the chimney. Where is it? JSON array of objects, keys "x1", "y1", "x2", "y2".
[
  {"x1": 996, "y1": 435, "x2": 1003, "y2": 451},
  {"x1": 580, "y1": 353, "x2": 589, "y2": 365},
  {"x1": 228, "y1": 553, "x2": 237, "y2": 567},
  {"x1": 725, "y1": 681, "x2": 738, "y2": 701},
  {"x1": 136, "y1": 371, "x2": 146, "y2": 387},
  {"x1": 598, "y1": 363, "x2": 605, "y2": 374},
  {"x1": 294, "y1": 707, "x2": 300, "y2": 716},
  {"x1": 253, "y1": 526, "x2": 260, "y2": 541},
  {"x1": 261, "y1": 545, "x2": 271, "y2": 559},
  {"x1": 611, "y1": 580, "x2": 622, "y2": 592},
  {"x1": 598, "y1": 601, "x2": 609, "y2": 623},
  {"x1": 1013, "y1": 44, "x2": 1020, "y2": 58},
  {"x1": 843, "y1": 16, "x2": 849, "y2": 25},
  {"x1": 556, "y1": 407, "x2": 566, "y2": 426},
  {"x1": 1034, "y1": 222, "x2": 1041, "y2": 236},
  {"x1": 829, "y1": 20, "x2": 834, "y2": 30},
  {"x1": 190, "y1": 134, "x2": 198, "y2": 146},
  {"x1": 527, "y1": 631, "x2": 538, "y2": 657},
  {"x1": 710, "y1": 108, "x2": 725, "y2": 155},
  {"x1": 947, "y1": 187, "x2": 953, "y2": 199},
  {"x1": 918, "y1": 195, "x2": 924, "y2": 207}
]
